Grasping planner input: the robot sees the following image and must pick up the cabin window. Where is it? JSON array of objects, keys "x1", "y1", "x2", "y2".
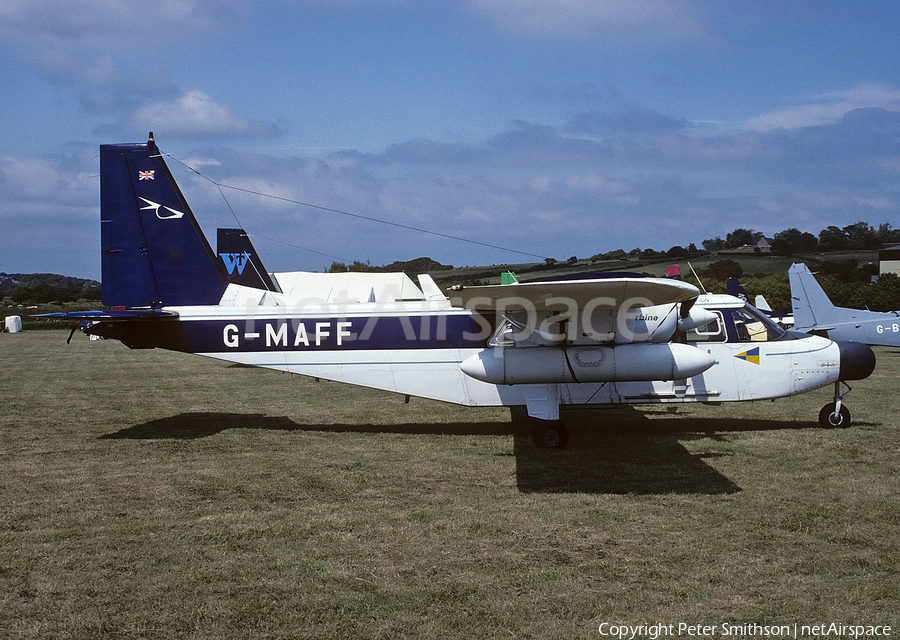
[{"x1": 685, "y1": 311, "x2": 726, "y2": 342}]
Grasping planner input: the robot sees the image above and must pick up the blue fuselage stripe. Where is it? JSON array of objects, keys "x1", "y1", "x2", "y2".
[{"x1": 177, "y1": 313, "x2": 490, "y2": 353}]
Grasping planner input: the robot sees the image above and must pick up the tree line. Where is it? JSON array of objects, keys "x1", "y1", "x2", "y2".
[
  {"x1": 700, "y1": 221, "x2": 900, "y2": 255},
  {"x1": 692, "y1": 258, "x2": 900, "y2": 314},
  {"x1": 1, "y1": 273, "x2": 101, "y2": 305},
  {"x1": 583, "y1": 221, "x2": 898, "y2": 264}
]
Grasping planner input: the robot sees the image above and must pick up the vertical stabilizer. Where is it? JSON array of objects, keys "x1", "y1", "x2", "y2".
[
  {"x1": 216, "y1": 228, "x2": 280, "y2": 292},
  {"x1": 726, "y1": 277, "x2": 749, "y2": 302},
  {"x1": 789, "y1": 263, "x2": 839, "y2": 330},
  {"x1": 100, "y1": 135, "x2": 227, "y2": 307},
  {"x1": 754, "y1": 295, "x2": 772, "y2": 312}
]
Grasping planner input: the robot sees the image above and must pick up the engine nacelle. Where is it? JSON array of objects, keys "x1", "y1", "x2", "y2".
[
  {"x1": 460, "y1": 343, "x2": 715, "y2": 385},
  {"x1": 614, "y1": 304, "x2": 678, "y2": 344},
  {"x1": 613, "y1": 304, "x2": 717, "y2": 344},
  {"x1": 678, "y1": 306, "x2": 719, "y2": 334}
]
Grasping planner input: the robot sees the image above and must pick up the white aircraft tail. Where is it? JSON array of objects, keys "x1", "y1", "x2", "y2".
[{"x1": 789, "y1": 263, "x2": 841, "y2": 330}]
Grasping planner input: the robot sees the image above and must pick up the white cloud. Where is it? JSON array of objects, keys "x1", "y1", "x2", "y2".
[
  {"x1": 116, "y1": 90, "x2": 281, "y2": 139},
  {"x1": 744, "y1": 83, "x2": 900, "y2": 131},
  {"x1": 465, "y1": 0, "x2": 711, "y2": 44},
  {"x1": 0, "y1": 154, "x2": 94, "y2": 205}
]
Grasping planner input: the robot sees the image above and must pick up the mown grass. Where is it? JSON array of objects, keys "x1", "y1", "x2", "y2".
[{"x1": 2, "y1": 331, "x2": 898, "y2": 638}]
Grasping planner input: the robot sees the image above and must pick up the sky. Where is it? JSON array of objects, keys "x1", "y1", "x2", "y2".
[{"x1": 2, "y1": 0, "x2": 900, "y2": 280}]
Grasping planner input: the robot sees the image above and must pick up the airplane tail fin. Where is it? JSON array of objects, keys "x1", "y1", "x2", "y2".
[
  {"x1": 725, "y1": 276, "x2": 749, "y2": 302},
  {"x1": 216, "y1": 228, "x2": 280, "y2": 292},
  {"x1": 100, "y1": 134, "x2": 227, "y2": 308},
  {"x1": 789, "y1": 263, "x2": 839, "y2": 330},
  {"x1": 754, "y1": 295, "x2": 773, "y2": 312}
]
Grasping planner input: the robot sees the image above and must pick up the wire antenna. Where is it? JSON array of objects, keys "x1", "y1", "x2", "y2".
[
  {"x1": 687, "y1": 262, "x2": 707, "y2": 294},
  {"x1": 164, "y1": 153, "x2": 547, "y2": 261}
]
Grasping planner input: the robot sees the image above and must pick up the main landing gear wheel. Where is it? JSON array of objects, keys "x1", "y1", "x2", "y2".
[
  {"x1": 531, "y1": 420, "x2": 569, "y2": 448},
  {"x1": 819, "y1": 402, "x2": 851, "y2": 429}
]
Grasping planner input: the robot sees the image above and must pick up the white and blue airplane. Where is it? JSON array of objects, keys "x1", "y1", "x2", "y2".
[
  {"x1": 41, "y1": 136, "x2": 877, "y2": 443},
  {"x1": 790, "y1": 263, "x2": 900, "y2": 348}
]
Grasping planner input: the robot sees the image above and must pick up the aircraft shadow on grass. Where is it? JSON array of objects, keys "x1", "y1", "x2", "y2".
[
  {"x1": 99, "y1": 412, "x2": 518, "y2": 440},
  {"x1": 513, "y1": 408, "x2": 876, "y2": 495},
  {"x1": 513, "y1": 432, "x2": 741, "y2": 495},
  {"x1": 95, "y1": 405, "x2": 866, "y2": 495},
  {"x1": 511, "y1": 407, "x2": 749, "y2": 495}
]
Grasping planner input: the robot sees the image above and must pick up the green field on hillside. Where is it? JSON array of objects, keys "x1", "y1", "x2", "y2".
[{"x1": 431, "y1": 249, "x2": 881, "y2": 285}]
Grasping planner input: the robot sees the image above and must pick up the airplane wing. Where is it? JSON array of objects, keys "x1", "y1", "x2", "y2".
[
  {"x1": 449, "y1": 276, "x2": 703, "y2": 345},
  {"x1": 450, "y1": 276, "x2": 699, "y2": 311}
]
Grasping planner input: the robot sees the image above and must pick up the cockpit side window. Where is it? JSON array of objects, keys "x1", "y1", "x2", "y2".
[{"x1": 685, "y1": 311, "x2": 726, "y2": 342}]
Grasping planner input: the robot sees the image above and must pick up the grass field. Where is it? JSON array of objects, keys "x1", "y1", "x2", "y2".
[{"x1": 2, "y1": 331, "x2": 898, "y2": 639}]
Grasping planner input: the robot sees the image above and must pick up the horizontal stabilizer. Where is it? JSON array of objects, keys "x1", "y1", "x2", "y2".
[{"x1": 34, "y1": 309, "x2": 180, "y2": 322}]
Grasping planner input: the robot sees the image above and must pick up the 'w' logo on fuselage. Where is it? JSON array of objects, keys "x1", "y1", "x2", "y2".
[{"x1": 220, "y1": 252, "x2": 251, "y2": 275}]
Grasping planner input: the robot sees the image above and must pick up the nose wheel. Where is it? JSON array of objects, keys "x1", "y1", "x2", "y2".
[
  {"x1": 819, "y1": 381, "x2": 853, "y2": 428},
  {"x1": 819, "y1": 402, "x2": 851, "y2": 428}
]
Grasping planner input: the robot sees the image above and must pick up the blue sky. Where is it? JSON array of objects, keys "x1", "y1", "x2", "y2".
[{"x1": 2, "y1": 0, "x2": 900, "y2": 279}]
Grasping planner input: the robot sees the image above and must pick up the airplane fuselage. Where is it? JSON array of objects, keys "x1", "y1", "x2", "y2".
[
  {"x1": 84, "y1": 290, "x2": 848, "y2": 413},
  {"x1": 816, "y1": 315, "x2": 900, "y2": 345}
]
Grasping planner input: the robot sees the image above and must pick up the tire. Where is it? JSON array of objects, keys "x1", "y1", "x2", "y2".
[
  {"x1": 531, "y1": 420, "x2": 569, "y2": 448},
  {"x1": 819, "y1": 403, "x2": 851, "y2": 429}
]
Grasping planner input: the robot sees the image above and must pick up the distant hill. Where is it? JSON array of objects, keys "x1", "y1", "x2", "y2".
[
  {"x1": 1, "y1": 273, "x2": 101, "y2": 304},
  {"x1": 381, "y1": 257, "x2": 453, "y2": 277}
]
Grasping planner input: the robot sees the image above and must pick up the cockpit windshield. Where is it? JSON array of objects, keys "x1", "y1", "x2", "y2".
[
  {"x1": 686, "y1": 303, "x2": 788, "y2": 343},
  {"x1": 729, "y1": 305, "x2": 787, "y2": 342}
]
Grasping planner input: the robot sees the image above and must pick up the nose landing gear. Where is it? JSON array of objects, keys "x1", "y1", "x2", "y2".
[{"x1": 819, "y1": 381, "x2": 853, "y2": 429}]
